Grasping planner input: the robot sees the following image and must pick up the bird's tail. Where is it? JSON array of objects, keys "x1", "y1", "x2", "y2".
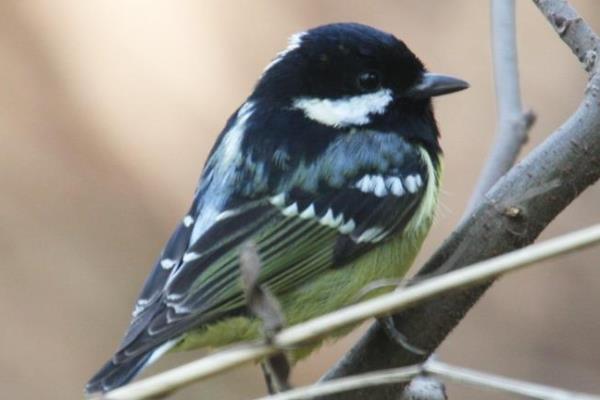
[
  {"x1": 85, "y1": 339, "x2": 177, "y2": 395},
  {"x1": 85, "y1": 351, "x2": 153, "y2": 395}
]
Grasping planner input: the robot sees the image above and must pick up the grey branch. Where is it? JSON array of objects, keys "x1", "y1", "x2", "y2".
[
  {"x1": 534, "y1": 0, "x2": 599, "y2": 73},
  {"x1": 259, "y1": 359, "x2": 600, "y2": 400},
  {"x1": 466, "y1": 0, "x2": 535, "y2": 215},
  {"x1": 319, "y1": 1, "x2": 600, "y2": 399},
  {"x1": 102, "y1": 225, "x2": 600, "y2": 400}
]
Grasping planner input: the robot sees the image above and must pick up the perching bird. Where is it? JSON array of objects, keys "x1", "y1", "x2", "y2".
[{"x1": 86, "y1": 22, "x2": 468, "y2": 394}]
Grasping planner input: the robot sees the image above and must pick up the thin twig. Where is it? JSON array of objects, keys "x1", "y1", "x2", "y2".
[
  {"x1": 426, "y1": 360, "x2": 600, "y2": 400},
  {"x1": 240, "y1": 241, "x2": 291, "y2": 392},
  {"x1": 255, "y1": 365, "x2": 422, "y2": 400},
  {"x1": 466, "y1": 0, "x2": 535, "y2": 215},
  {"x1": 103, "y1": 224, "x2": 600, "y2": 400},
  {"x1": 254, "y1": 360, "x2": 600, "y2": 400}
]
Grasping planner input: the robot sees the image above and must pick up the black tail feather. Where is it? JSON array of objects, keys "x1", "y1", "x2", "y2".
[{"x1": 85, "y1": 351, "x2": 152, "y2": 395}]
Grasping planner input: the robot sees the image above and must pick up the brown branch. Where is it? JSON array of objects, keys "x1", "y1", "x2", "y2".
[{"x1": 319, "y1": 1, "x2": 600, "y2": 398}]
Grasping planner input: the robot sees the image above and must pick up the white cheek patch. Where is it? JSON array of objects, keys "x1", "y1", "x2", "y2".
[{"x1": 292, "y1": 89, "x2": 393, "y2": 127}]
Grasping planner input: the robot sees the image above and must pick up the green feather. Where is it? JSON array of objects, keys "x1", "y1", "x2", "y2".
[{"x1": 173, "y1": 147, "x2": 442, "y2": 360}]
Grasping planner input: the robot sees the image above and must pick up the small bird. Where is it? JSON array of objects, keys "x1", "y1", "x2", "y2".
[{"x1": 86, "y1": 22, "x2": 468, "y2": 394}]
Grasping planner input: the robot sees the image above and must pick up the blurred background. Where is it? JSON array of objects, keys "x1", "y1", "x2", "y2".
[{"x1": 1, "y1": 1, "x2": 599, "y2": 399}]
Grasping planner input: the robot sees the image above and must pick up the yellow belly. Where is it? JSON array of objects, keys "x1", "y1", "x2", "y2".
[{"x1": 176, "y1": 149, "x2": 441, "y2": 358}]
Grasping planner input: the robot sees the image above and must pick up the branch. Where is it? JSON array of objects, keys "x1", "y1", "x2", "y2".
[
  {"x1": 256, "y1": 365, "x2": 422, "y2": 400},
  {"x1": 534, "y1": 0, "x2": 599, "y2": 73},
  {"x1": 103, "y1": 225, "x2": 600, "y2": 400},
  {"x1": 320, "y1": 1, "x2": 600, "y2": 398},
  {"x1": 425, "y1": 360, "x2": 600, "y2": 400},
  {"x1": 256, "y1": 359, "x2": 600, "y2": 400},
  {"x1": 466, "y1": 0, "x2": 535, "y2": 215}
]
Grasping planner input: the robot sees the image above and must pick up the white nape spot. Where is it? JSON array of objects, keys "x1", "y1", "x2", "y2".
[
  {"x1": 404, "y1": 175, "x2": 418, "y2": 193},
  {"x1": 270, "y1": 193, "x2": 287, "y2": 207},
  {"x1": 182, "y1": 215, "x2": 194, "y2": 227},
  {"x1": 160, "y1": 258, "x2": 176, "y2": 270},
  {"x1": 221, "y1": 102, "x2": 254, "y2": 168},
  {"x1": 356, "y1": 227, "x2": 385, "y2": 243},
  {"x1": 415, "y1": 174, "x2": 423, "y2": 187},
  {"x1": 319, "y1": 209, "x2": 343, "y2": 228},
  {"x1": 373, "y1": 175, "x2": 387, "y2": 197},
  {"x1": 386, "y1": 177, "x2": 405, "y2": 197},
  {"x1": 299, "y1": 204, "x2": 316, "y2": 219},
  {"x1": 282, "y1": 202, "x2": 299, "y2": 217},
  {"x1": 292, "y1": 89, "x2": 393, "y2": 127},
  {"x1": 339, "y1": 218, "x2": 356, "y2": 234},
  {"x1": 263, "y1": 31, "x2": 306, "y2": 73},
  {"x1": 182, "y1": 252, "x2": 201, "y2": 263},
  {"x1": 356, "y1": 175, "x2": 375, "y2": 193}
]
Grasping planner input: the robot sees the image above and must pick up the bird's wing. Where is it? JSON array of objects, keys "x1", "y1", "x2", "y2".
[{"x1": 115, "y1": 156, "x2": 430, "y2": 360}]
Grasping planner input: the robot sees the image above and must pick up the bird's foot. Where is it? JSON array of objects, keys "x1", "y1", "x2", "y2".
[{"x1": 379, "y1": 316, "x2": 426, "y2": 356}]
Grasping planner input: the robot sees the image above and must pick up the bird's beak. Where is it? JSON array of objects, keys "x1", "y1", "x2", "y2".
[{"x1": 407, "y1": 73, "x2": 469, "y2": 98}]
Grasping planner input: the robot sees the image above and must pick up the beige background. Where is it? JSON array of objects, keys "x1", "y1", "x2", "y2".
[{"x1": 1, "y1": 1, "x2": 599, "y2": 399}]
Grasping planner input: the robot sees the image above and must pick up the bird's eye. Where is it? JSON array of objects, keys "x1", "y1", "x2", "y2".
[{"x1": 356, "y1": 71, "x2": 381, "y2": 92}]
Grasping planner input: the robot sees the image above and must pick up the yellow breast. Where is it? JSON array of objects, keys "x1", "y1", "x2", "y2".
[{"x1": 176, "y1": 147, "x2": 441, "y2": 356}]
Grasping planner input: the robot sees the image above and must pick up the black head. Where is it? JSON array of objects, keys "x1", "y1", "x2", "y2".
[
  {"x1": 250, "y1": 23, "x2": 467, "y2": 153},
  {"x1": 254, "y1": 23, "x2": 428, "y2": 99},
  {"x1": 252, "y1": 23, "x2": 468, "y2": 106}
]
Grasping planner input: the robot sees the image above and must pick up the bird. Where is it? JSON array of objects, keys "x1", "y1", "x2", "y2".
[{"x1": 85, "y1": 22, "x2": 468, "y2": 395}]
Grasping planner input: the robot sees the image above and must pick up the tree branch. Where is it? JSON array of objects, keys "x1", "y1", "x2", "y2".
[
  {"x1": 424, "y1": 360, "x2": 600, "y2": 400},
  {"x1": 534, "y1": 0, "x2": 599, "y2": 73},
  {"x1": 466, "y1": 0, "x2": 535, "y2": 215},
  {"x1": 257, "y1": 365, "x2": 422, "y2": 400},
  {"x1": 319, "y1": 1, "x2": 600, "y2": 398},
  {"x1": 257, "y1": 359, "x2": 600, "y2": 400},
  {"x1": 102, "y1": 225, "x2": 600, "y2": 400}
]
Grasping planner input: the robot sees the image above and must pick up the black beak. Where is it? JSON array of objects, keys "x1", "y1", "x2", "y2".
[{"x1": 407, "y1": 73, "x2": 469, "y2": 98}]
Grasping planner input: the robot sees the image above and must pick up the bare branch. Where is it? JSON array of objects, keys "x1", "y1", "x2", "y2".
[
  {"x1": 255, "y1": 365, "x2": 422, "y2": 400},
  {"x1": 320, "y1": 2, "x2": 600, "y2": 398},
  {"x1": 256, "y1": 359, "x2": 600, "y2": 400},
  {"x1": 534, "y1": 0, "x2": 599, "y2": 73},
  {"x1": 425, "y1": 360, "x2": 600, "y2": 400},
  {"x1": 466, "y1": 0, "x2": 535, "y2": 215},
  {"x1": 103, "y1": 225, "x2": 600, "y2": 400}
]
